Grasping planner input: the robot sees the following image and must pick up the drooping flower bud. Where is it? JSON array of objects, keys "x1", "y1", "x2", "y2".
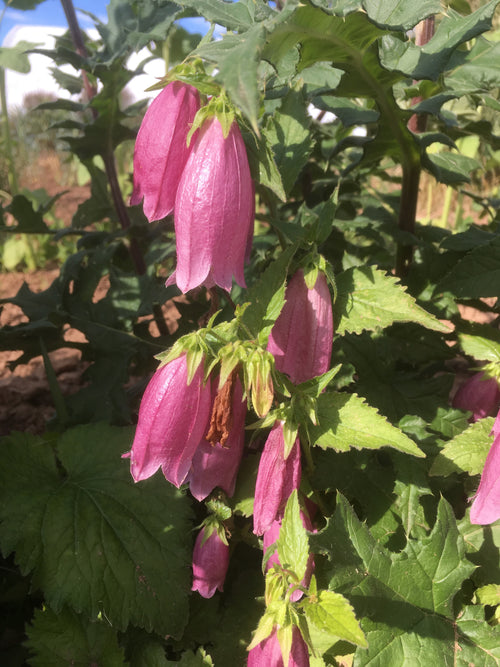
[
  {"x1": 125, "y1": 354, "x2": 211, "y2": 487},
  {"x1": 192, "y1": 525, "x2": 229, "y2": 598},
  {"x1": 168, "y1": 117, "x2": 254, "y2": 293},
  {"x1": 247, "y1": 627, "x2": 309, "y2": 667},
  {"x1": 267, "y1": 269, "x2": 333, "y2": 384},
  {"x1": 452, "y1": 371, "x2": 500, "y2": 422},
  {"x1": 188, "y1": 374, "x2": 247, "y2": 501},
  {"x1": 131, "y1": 82, "x2": 201, "y2": 221},
  {"x1": 470, "y1": 410, "x2": 500, "y2": 525},
  {"x1": 253, "y1": 423, "x2": 301, "y2": 536}
]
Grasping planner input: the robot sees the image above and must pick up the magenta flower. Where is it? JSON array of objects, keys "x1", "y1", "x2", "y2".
[
  {"x1": 130, "y1": 81, "x2": 200, "y2": 221},
  {"x1": 267, "y1": 269, "x2": 333, "y2": 384},
  {"x1": 192, "y1": 526, "x2": 229, "y2": 598},
  {"x1": 452, "y1": 372, "x2": 500, "y2": 422},
  {"x1": 126, "y1": 354, "x2": 212, "y2": 487},
  {"x1": 168, "y1": 117, "x2": 254, "y2": 293},
  {"x1": 248, "y1": 627, "x2": 309, "y2": 667},
  {"x1": 470, "y1": 410, "x2": 500, "y2": 524},
  {"x1": 253, "y1": 423, "x2": 301, "y2": 536},
  {"x1": 188, "y1": 376, "x2": 247, "y2": 501}
]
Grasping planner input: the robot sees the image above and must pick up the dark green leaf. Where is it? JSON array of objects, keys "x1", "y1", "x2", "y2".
[
  {"x1": 424, "y1": 151, "x2": 480, "y2": 185},
  {"x1": 363, "y1": 0, "x2": 441, "y2": 30},
  {"x1": 437, "y1": 236, "x2": 500, "y2": 299}
]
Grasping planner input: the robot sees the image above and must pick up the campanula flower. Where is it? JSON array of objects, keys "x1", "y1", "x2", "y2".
[
  {"x1": 188, "y1": 375, "x2": 247, "y2": 501},
  {"x1": 192, "y1": 526, "x2": 229, "y2": 598},
  {"x1": 247, "y1": 627, "x2": 309, "y2": 666},
  {"x1": 253, "y1": 423, "x2": 301, "y2": 536},
  {"x1": 452, "y1": 371, "x2": 500, "y2": 422},
  {"x1": 267, "y1": 269, "x2": 333, "y2": 384},
  {"x1": 126, "y1": 354, "x2": 211, "y2": 487},
  {"x1": 470, "y1": 410, "x2": 500, "y2": 524},
  {"x1": 168, "y1": 117, "x2": 254, "y2": 293},
  {"x1": 131, "y1": 81, "x2": 200, "y2": 221}
]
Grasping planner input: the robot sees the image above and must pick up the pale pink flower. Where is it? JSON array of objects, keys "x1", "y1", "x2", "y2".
[
  {"x1": 131, "y1": 82, "x2": 200, "y2": 221},
  {"x1": 192, "y1": 527, "x2": 229, "y2": 598},
  {"x1": 267, "y1": 269, "x2": 333, "y2": 384},
  {"x1": 452, "y1": 372, "x2": 500, "y2": 422},
  {"x1": 248, "y1": 627, "x2": 309, "y2": 666},
  {"x1": 168, "y1": 117, "x2": 254, "y2": 293},
  {"x1": 470, "y1": 410, "x2": 500, "y2": 524}
]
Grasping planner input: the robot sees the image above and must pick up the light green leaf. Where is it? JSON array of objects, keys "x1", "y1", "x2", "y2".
[
  {"x1": 430, "y1": 417, "x2": 494, "y2": 477},
  {"x1": 445, "y1": 37, "x2": 500, "y2": 95},
  {"x1": 459, "y1": 329, "x2": 500, "y2": 364},
  {"x1": 425, "y1": 151, "x2": 481, "y2": 185},
  {"x1": 334, "y1": 266, "x2": 449, "y2": 335},
  {"x1": 175, "y1": 0, "x2": 256, "y2": 30},
  {"x1": 0, "y1": 41, "x2": 39, "y2": 73},
  {"x1": 304, "y1": 589, "x2": 367, "y2": 647},
  {"x1": 0, "y1": 426, "x2": 192, "y2": 638},
  {"x1": 277, "y1": 490, "x2": 309, "y2": 581},
  {"x1": 475, "y1": 584, "x2": 500, "y2": 607},
  {"x1": 309, "y1": 392, "x2": 425, "y2": 457},
  {"x1": 363, "y1": 0, "x2": 441, "y2": 30},
  {"x1": 25, "y1": 607, "x2": 126, "y2": 667}
]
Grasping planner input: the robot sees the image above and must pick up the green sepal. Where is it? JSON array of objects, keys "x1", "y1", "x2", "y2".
[
  {"x1": 277, "y1": 624, "x2": 293, "y2": 667},
  {"x1": 245, "y1": 348, "x2": 275, "y2": 417}
]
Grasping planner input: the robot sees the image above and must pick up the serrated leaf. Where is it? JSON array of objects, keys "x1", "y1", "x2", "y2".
[
  {"x1": 0, "y1": 425, "x2": 192, "y2": 638},
  {"x1": 430, "y1": 417, "x2": 494, "y2": 477},
  {"x1": 425, "y1": 151, "x2": 480, "y2": 185},
  {"x1": 334, "y1": 266, "x2": 449, "y2": 335},
  {"x1": 455, "y1": 606, "x2": 500, "y2": 665},
  {"x1": 277, "y1": 490, "x2": 309, "y2": 581},
  {"x1": 438, "y1": 236, "x2": 500, "y2": 299},
  {"x1": 363, "y1": 0, "x2": 441, "y2": 30},
  {"x1": 313, "y1": 496, "x2": 476, "y2": 665},
  {"x1": 176, "y1": 0, "x2": 256, "y2": 30},
  {"x1": 309, "y1": 392, "x2": 424, "y2": 457},
  {"x1": 305, "y1": 589, "x2": 367, "y2": 647},
  {"x1": 25, "y1": 607, "x2": 126, "y2": 667},
  {"x1": 459, "y1": 330, "x2": 500, "y2": 364}
]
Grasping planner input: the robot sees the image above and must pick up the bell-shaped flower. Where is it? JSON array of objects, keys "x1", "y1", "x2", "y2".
[
  {"x1": 452, "y1": 371, "x2": 500, "y2": 422},
  {"x1": 188, "y1": 376, "x2": 247, "y2": 501},
  {"x1": 267, "y1": 269, "x2": 333, "y2": 384},
  {"x1": 131, "y1": 81, "x2": 200, "y2": 222},
  {"x1": 247, "y1": 627, "x2": 309, "y2": 667},
  {"x1": 253, "y1": 423, "x2": 301, "y2": 536},
  {"x1": 470, "y1": 410, "x2": 500, "y2": 524},
  {"x1": 168, "y1": 116, "x2": 254, "y2": 293},
  {"x1": 126, "y1": 354, "x2": 212, "y2": 487},
  {"x1": 192, "y1": 525, "x2": 229, "y2": 598}
]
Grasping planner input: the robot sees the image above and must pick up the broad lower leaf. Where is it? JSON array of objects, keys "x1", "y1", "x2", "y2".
[
  {"x1": 363, "y1": 0, "x2": 441, "y2": 30},
  {"x1": 0, "y1": 425, "x2": 192, "y2": 638},
  {"x1": 309, "y1": 392, "x2": 424, "y2": 457},
  {"x1": 455, "y1": 606, "x2": 500, "y2": 665},
  {"x1": 430, "y1": 417, "x2": 494, "y2": 477},
  {"x1": 334, "y1": 266, "x2": 449, "y2": 335},
  {"x1": 25, "y1": 607, "x2": 126, "y2": 667}
]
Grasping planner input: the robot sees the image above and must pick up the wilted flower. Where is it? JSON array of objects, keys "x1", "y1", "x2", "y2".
[
  {"x1": 192, "y1": 526, "x2": 229, "y2": 598},
  {"x1": 126, "y1": 354, "x2": 212, "y2": 487},
  {"x1": 452, "y1": 371, "x2": 500, "y2": 422},
  {"x1": 187, "y1": 375, "x2": 247, "y2": 501},
  {"x1": 131, "y1": 81, "x2": 200, "y2": 221},
  {"x1": 267, "y1": 269, "x2": 333, "y2": 384},
  {"x1": 247, "y1": 627, "x2": 309, "y2": 667},
  {"x1": 253, "y1": 423, "x2": 301, "y2": 536},
  {"x1": 470, "y1": 410, "x2": 500, "y2": 525},
  {"x1": 168, "y1": 116, "x2": 254, "y2": 293}
]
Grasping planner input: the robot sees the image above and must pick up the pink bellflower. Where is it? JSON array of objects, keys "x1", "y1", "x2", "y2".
[
  {"x1": 253, "y1": 423, "x2": 301, "y2": 536},
  {"x1": 131, "y1": 81, "x2": 200, "y2": 221},
  {"x1": 452, "y1": 371, "x2": 500, "y2": 422},
  {"x1": 247, "y1": 626, "x2": 309, "y2": 667},
  {"x1": 125, "y1": 354, "x2": 212, "y2": 488},
  {"x1": 168, "y1": 117, "x2": 254, "y2": 293},
  {"x1": 267, "y1": 269, "x2": 333, "y2": 384},
  {"x1": 192, "y1": 526, "x2": 229, "y2": 598},
  {"x1": 188, "y1": 375, "x2": 247, "y2": 501},
  {"x1": 470, "y1": 410, "x2": 500, "y2": 525}
]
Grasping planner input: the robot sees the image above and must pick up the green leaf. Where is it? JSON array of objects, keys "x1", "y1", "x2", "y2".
[
  {"x1": 25, "y1": 607, "x2": 126, "y2": 667},
  {"x1": 313, "y1": 496, "x2": 476, "y2": 665},
  {"x1": 459, "y1": 329, "x2": 500, "y2": 364},
  {"x1": 263, "y1": 88, "x2": 313, "y2": 196},
  {"x1": 175, "y1": 0, "x2": 256, "y2": 31},
  {"x1": 0, "y1": 425, "x2": 192, "y2": 638},
  {"x1": 455, "y1": 606, "x2": 500, "y2": 665},
  {"x1": 304, "y1": 589, "x2": 367, "y2": 647},
  {"x1": 445, "y1": 37, "x2": 500, "y2": 95},
  {"x1": 0, "y1": 41, "x2": 39, "y2": 73},
  {"x1": 244, "y1": 130, "x2": 286, "y2": 201},
  {"x1": 334, "y1": 266, "x2": 449, "y2": 335},
  {"x1": 363, "y1": 0, "x2": 441, "y2": 30},
  {"x1": 475, "y1": 584, "x2": 500, "y2": 606},
  {"x1": 438, "y1": 236, "x2": 500, "y2": 299},
  {"x1": 424, "y1": 151, "x2": 481, "y2": 185},
  {"x1": 309, "y1": 392, "x2": 425, "y2": 457},
  {"x1": 277, "y1": 490, "x2": 309, "y2": 581},
  {"x1": 430, "y1": 417, "x2": 494, "y2": 477},
  {"x1": 239, "y1": 245, "x2": 296, "y2": 343}
]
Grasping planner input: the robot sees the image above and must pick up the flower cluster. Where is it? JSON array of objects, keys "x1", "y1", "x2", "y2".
[{"x1": 132, "y1": 81, "x2": 254, "y2": 293}]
